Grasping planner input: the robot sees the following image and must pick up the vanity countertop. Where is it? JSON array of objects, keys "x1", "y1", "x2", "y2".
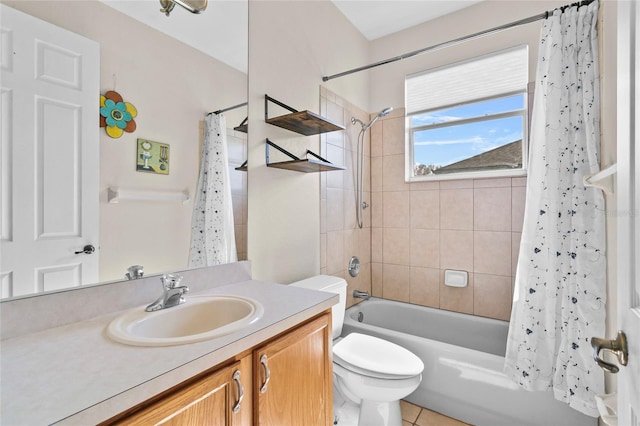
[{"x1": 0, "y1": 279, "x2": 337, "y2": 425}]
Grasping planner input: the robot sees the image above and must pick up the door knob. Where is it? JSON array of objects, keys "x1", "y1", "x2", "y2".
[
  {"x1": 74, "y1": 244, "x2": 95, "y2": 255},
  {"x1": 590, "y1": 331, "x2": 628, "y2": 373}
]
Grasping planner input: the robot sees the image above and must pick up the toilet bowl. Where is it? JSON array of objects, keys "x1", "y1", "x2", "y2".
[{"x1": 290, "y1": 275, "x2": 423, "y2": 426}]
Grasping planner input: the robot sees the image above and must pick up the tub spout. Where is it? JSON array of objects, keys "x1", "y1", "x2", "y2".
[{"x1": 353, "y1": 290, "x2": 370, "y2": 300}]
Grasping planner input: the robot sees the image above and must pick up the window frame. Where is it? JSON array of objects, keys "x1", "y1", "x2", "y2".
[{"x1": 405, "y1": 52, "x2": 530, "y2": 182}]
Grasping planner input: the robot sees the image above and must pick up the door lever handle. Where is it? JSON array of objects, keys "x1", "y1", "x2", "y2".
[
  {"x1": 74, "y1": 244, "x2": 95, "y2": 255},
  {"x1": 590, "y1": 331, "x2": 628, "y2": 373}
]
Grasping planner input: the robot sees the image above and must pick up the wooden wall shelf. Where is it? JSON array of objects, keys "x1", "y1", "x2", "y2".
[
  {"x1": 265, "y1": 95, "x2": 344, "y2": 136},
  {"x1": 265, "y1": 139, "x2": 345, "y2": 173},
  {"x1": 267, "y1": 158, "x2": 345, "y2": 173}
]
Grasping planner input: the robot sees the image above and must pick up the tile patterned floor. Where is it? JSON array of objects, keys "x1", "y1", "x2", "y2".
[{"x1": 401, "y1": 400, "x2": 471, "y2": 426}]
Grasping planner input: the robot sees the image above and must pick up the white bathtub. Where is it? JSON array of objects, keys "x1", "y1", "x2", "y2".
[{"x1": 342, "y1": 298, "x2": 596, "y2": 426}]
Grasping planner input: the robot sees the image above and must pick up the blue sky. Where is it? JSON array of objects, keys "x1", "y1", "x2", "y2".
[{"x1": 412, "y1": 94, "x2": 525, "y2": 167}]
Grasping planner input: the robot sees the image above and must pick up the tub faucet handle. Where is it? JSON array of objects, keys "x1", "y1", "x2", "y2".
[{"x1": 353, "y1": 290, "x2": 370, "y2": 300}]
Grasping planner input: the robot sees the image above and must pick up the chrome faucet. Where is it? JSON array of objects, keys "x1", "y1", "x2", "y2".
[
  {"x1": 145, "y1": 273, "x2": 189, "y2": 312},
  {"x1": 353, "y1": 290, "x2": 370, "y2": 300}
]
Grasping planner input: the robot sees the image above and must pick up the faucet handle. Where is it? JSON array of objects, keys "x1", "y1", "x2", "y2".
[{"x1": 161, "y1": 273, "x2": 183, "y2": 289}]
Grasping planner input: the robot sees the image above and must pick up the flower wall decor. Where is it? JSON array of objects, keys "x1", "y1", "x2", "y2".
[{"x1": 100, "y1": 90, "x2": 137, "y2": 138}]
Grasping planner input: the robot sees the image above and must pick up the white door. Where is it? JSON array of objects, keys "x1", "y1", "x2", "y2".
[
  {"x1": 0, "y1": 5, "x2": 100, "y2": 297},
  {"x1": 616, "y1": 0, "x2": 640, "y2": 424}
]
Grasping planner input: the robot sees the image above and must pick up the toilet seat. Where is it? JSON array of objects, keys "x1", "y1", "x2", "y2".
[{"x1": 333, "y1": 333, "x2": 424, "y2": 379}]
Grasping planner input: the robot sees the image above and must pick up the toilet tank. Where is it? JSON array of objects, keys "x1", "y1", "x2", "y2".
[{"x1": 290, "y1": 275, "x2": 347, "y2": 339}]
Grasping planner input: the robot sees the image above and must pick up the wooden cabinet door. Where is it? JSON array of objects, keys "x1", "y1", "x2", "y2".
[
  {"x1": 115, "y1": 360, "x2": 248, "y2": 426},
  {"x1": 254, "y1": 313, "x2": 332, "y2": 426}
]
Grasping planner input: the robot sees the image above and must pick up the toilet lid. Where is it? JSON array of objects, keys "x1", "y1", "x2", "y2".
[{"x1": 333, "y1": 333, "x2": 424, "y2": 378}]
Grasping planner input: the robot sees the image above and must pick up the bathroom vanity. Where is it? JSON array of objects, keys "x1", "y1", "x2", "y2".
[
  {"x1": 0, "y1": 262, "x2": 337, "y2": 425},
  {"x1": 109, "y1": 312, "x2": 332, "y2": 425}
]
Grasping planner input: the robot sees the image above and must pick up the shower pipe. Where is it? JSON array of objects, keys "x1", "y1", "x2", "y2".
[
  {"x1": 352, "y1": 108, "x2": 393, "y2": 229},
  {"x1": 322, "y1": 0, "x2": 596, "y2": 82}
]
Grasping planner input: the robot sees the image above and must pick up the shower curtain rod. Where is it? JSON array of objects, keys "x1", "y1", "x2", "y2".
[
  {"x1": 208, "y1": 101, "x2": 248, "y2": 115},
  {"x1": 322, "y1": 0, "x2": 596, "y2": 82}
]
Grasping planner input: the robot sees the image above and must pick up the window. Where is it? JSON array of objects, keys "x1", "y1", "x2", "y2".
[{"x1": 405, "y1": 45, "x2": 529, "y2": 181}]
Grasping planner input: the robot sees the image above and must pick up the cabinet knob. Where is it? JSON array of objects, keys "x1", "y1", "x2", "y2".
[
  {"x1": 259, "y1": 354, "x2": 270, "y2": 393},
  {"x1": 232, "y1": 370, "x2": 243, "y2": 413}
]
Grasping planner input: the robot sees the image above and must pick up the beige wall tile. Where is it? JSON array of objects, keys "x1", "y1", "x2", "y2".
[
  {"x1": 320, "y1": 233, "x2": 326, "y2": 269},
  {"x1": 359, "y1": 227, "x2": 371, "y2": 264},
  {"x1": 326, "y1": 127, "x2": 344, "y2": 148},
  {"x1": 383, "y1": 264, "x2": 410, "y2": 302},
  {"x1": 344, "y1": 189, "x2": 357, "y2": 230},
  {"x1": 474, "y1": 274, "x2": 512, "y2": 320},
  {"x1": 371, "y1": 262, "x2": 383, "y2": 297},
  {"x1": 440, "y1": 189, "x2": 473, "y2": 230},
  {"x1": 382, "y1": 154, "x2": 409, "y2": 192},
  {"x1": 411, "y1": 190, "x2": 439, "y2": 229},
  {"x1": 326, "y1": 230, "x2": 344, "y2": 275},
  {"x1": 326, "y1": 145, "x2": 344, "y2": 189},
  {"x1": 410, "y1": 267, "x2": 440, "y2": 308},
  {"x1": 320, "y1": 197, "x2": 326, "y2": 234},
  {"x1": 440, "y1": 230, "x2": 474, "y2": 271},
  {"x1": 344, "y1": 228, "x2": 359, "y2": 269},
  {"x1": 326, "y1": 188, "x2": 344, "y2": 232},
  {"x1": 326, "y1": 101, "x2": 344, "y2": 126},
  {"x1": 512, "y1": 186, "x2": 526, "y2": 232},
  {"x1": 474, "y1": 231, "x2": 512, "y2": 276},
  {"x1": 410, "y1": 229, "x2": 439, "y2": 268},
  {"x1": 410, "y1": 180, "x2": 440, "y2": 191},
  {"x1": 371, "y1": 156, "x2": 383, "y2": 192},
  {"x1": 371, "y1": 191, "x2": 383, "y2": 228},
  {"x1": 382, "y1": 116, "x2": 405, "y2": 156},
  {"x1": 371, "y1": 227, "x2": 383, "y2": 263},
  {"x1": 362, "y1": 190, "x2": 372, "y2": 228},
  {"x1": 383, "y1": 191, "x2": 410, "y2": 228},
  {"x1": 440, "y1": 271, "x2": 474, "y2": 315},
  {"x1": 344, "y1": 149, "x2": 356, "y2": 191},
  {"x1": 439, "y1": 179, "x2": 473, "y2": 190},
  {"x1": 370, "y1": 120, "x2": 383, "y2": 157},
  {"x1": 512, "y1": 176, "x2": 527, "y2": 187},
  {"x1": 362, "y1": 154, "x2": 371, "y2": 193},
  {"x1": 474, "y1": 187, "x2": 511, "y2": 231},
  {"x1": 473, "y1": 177, "x2": 512, "y2": 188},
  {"x1": 383, "y1": 228, "x2": 410, "y2": 266}
]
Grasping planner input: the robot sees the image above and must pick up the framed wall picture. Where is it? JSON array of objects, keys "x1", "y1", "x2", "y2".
[{"x1": 136, "y1": 139, "x2": 169, "y2": 175}]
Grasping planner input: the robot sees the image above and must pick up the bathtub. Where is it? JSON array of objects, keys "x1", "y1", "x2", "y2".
[{"x1": 342, "y1": 298, "x2": 596, "y2": 426}]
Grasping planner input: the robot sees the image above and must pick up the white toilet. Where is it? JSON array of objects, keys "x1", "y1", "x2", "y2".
[{"x1": 291, "y1": 275, "x2": 423, "y2": 426}]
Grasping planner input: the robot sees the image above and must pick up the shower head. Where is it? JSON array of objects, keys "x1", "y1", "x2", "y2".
[{"x1": 351, "y1": 107, "x2": 394, "y2": 131}]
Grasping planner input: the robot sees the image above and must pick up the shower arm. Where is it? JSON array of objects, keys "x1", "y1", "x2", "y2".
[{"x1": 160, "y1": 0, "x2": 207, "y2": 16}]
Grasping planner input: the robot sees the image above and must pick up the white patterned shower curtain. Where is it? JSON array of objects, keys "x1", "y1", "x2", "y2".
[
  {"x1": 188, "y1": 113, "x2": 237, "y2": 267},
  {"x1": 504, "y1": 0, "x2": 605, "y2": 417}
]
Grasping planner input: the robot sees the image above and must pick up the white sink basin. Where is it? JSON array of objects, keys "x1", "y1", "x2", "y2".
[{"x1": 106, "y1": 295, "x2": 264, "y2": 347}]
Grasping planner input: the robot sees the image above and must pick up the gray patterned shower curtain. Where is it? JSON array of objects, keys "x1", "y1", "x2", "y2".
[
  {"x1": 504, "y1": 0, "x2": 605, "y2": 417},
  {"x1": 188, "y1": 113, "x2": 237, "y2": 267}
]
